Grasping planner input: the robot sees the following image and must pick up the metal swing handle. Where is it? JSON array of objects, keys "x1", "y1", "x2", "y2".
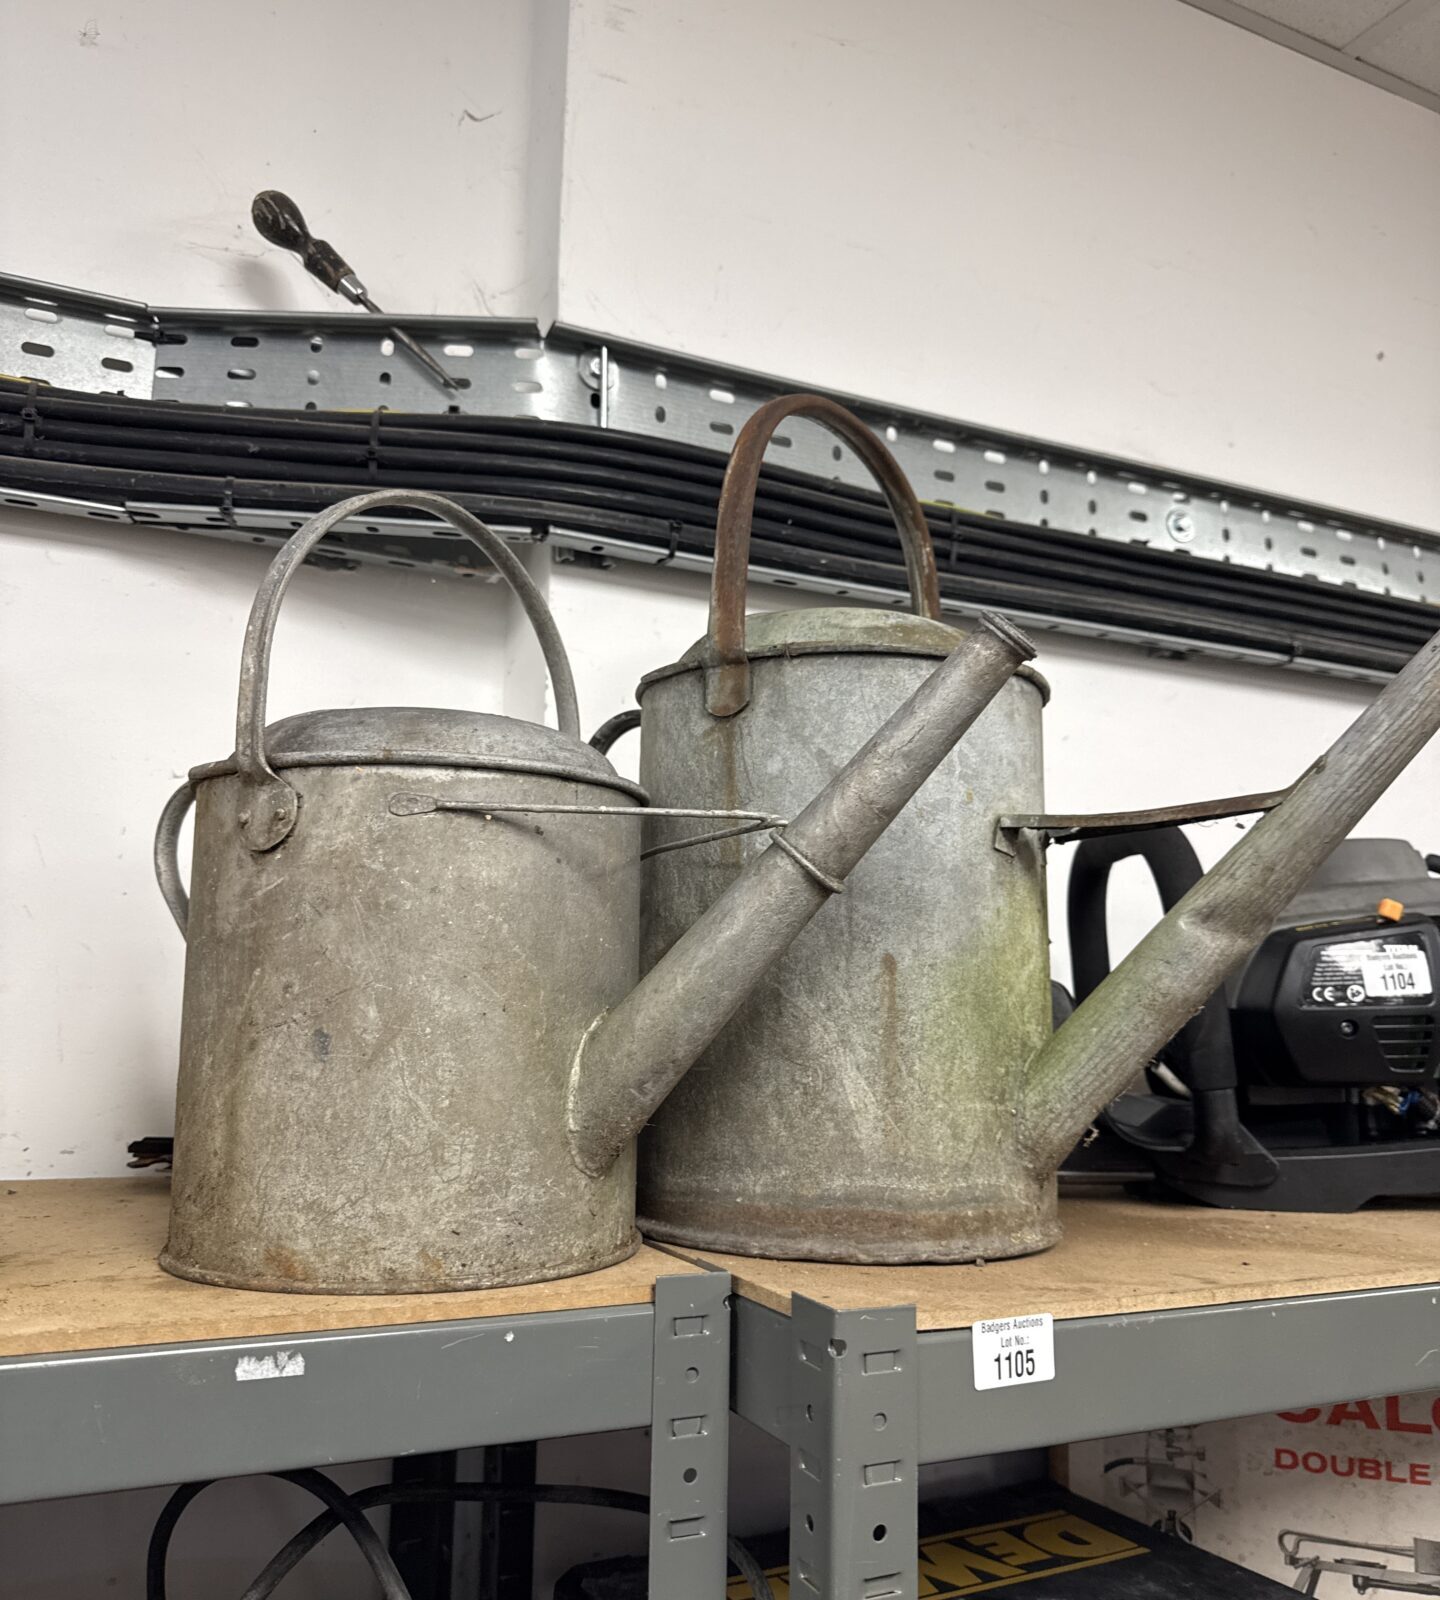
[
  {"x1": 154, "y1": 780, "x2": 196, "y2": 936},
  {"x1": 702, "y1": 393, "x2": 943, "y2": 718},
  {"x1": 588, "y1": 707, "x2": 641, "y2": 756},
  {"x1": 232, "y1": 489, "x2": 580, "y2": 852}
]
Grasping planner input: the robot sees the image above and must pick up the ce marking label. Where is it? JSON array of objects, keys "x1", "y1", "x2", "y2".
[{"x1": 1311, "y1": 984, "x2": 1364, "y2": 1004}]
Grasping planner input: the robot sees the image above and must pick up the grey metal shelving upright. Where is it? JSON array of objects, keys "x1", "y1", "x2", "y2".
[
  {"x1": 727, "y1": 1279, "x2": 1440, "y2": 1598},
  {"x1": 0, "y1": 1269, "x2": 733, "y2": 1597}
]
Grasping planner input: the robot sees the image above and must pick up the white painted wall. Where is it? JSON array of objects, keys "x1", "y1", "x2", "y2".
[
  {"x1": 0, "y1": 0, "x2": 568, "y2": 320},
  {"x1": 552, "y1": 0, "x2": 1440, "y2": 963},
  {"x1": 4, "y1": 1, "x2": 1440, "y2": 1596},
  {"x1": 557, "y1": 0, "x2": 1440, "y2": 530}
]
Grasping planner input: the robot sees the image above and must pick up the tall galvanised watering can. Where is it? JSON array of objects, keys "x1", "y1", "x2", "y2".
[
  {"x1": 152, "y1": 487, "x2": 1035, "y2": 1293},
  {"x1": 628, "y1": 395, "x2": 1440, "y2": 1265}
]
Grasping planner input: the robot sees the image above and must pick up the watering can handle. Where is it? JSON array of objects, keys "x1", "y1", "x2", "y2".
[
  {"x1": 154, "y1": 780, "x2": 196, "y2": 937},
  {"x1": 232, "y1": 489, "x2": 581, "y2": 852},
  {"x1": 702, "y1": 393, "x2": 943, "y2": 717},
  {"x1": 589, "y1": 707, "x2": 641, "y2": 756}
]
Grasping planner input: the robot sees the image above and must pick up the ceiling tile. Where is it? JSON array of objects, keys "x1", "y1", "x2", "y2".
[
  {"x1": 1354, "y1": 5, "x2": 1440, "y2": 91},
  {"x1": 1179, "y1": 0, "x2": 1440, "y2": 111},
  {"x1": 1226, "y1": 0, "x2": 1411, "y2": 48}
]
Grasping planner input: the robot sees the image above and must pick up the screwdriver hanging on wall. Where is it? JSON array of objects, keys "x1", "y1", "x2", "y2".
[{"x1": 250, "y1": 190, "x2": 460, "y2": 393}]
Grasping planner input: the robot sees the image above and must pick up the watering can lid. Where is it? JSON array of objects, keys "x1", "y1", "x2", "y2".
[
  {"x1": 189, "y1": 705, "x2": 647, "y2": 799},
  {"x1": 638, "y1": 606, "x2": 1050, "y2": 700}
]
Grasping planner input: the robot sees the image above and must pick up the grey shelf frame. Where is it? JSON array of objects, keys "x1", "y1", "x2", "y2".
[
  {"x1": 730, "y1": 1280, "x2": 1440, "y2": 1599},
  {"x1": 0, "y1": 1271, "x2": 733, "y2": 1598}
]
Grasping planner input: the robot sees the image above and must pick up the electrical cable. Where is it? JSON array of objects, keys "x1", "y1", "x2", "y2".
[
  {"x1": 238, "y1": 1483, "x2": 776, "y2": 1600},
  {"x1": 147, "y1": 1476, "x2": 776, "y2": 1600},
  {"x1": 0, "y1": 432, "x2": 1419, "y2": 670},
  {"x1": 0, "y1": 378, "x2": 1414, "y2": 639},
  {"x1": 144, "y1": 1481, "x2": 209, "y2": 1600},
  {"x1": 2, "y1": 378, "x2": 1434, "y2": 678},
  {"x1": 5, "y1": 397, "x2": 1411, "y2": 640},
  {"x1": 0, "y1": 379, "x2": 1424, "y2": 629},
  {"x1": 146, "y1": 1467, "x2": 409, "y2": 1600}
]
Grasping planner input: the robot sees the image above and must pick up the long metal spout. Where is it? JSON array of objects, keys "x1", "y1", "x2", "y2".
[
  {"x1": 1022, "y1": 625, "x2": 1440, "y2": 1173},
  {"x1": 566, "y1": 613, "x2": 1037, "y2": 1176}
]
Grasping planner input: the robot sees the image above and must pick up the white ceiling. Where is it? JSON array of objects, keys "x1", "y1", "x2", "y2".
[{"x1": 1181, "y1": 0, "x2": 1440, "y2": 111}]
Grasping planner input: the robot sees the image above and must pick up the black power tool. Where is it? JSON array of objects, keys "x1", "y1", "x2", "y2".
[{"x1": 1061, "y1": 835, "x2": 1440, "y2": 1210}]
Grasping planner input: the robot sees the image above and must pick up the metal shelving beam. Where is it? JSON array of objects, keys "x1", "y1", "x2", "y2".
[
  {"x1": 731, "y1": 1281, "x2": 1440, "y2": 1599},
  {"x1": 733, "y1": 1280, "x2": 1440, "y2": 1467},
  {"x1": 0, "y1": 1274, "x2": 730, "y2": 1537},
  {"x1": 913, "y1": 1283, "x2": 1440, "y2": 1461},
  {"x1": 2, "y1": 1305, "x2": 650, "y2": 1505}
]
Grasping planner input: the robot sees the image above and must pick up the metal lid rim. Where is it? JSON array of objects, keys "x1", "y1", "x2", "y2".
[
  {"x1": 637, "y1": 644, "x2": 1051, "y2": 702},
  {"x1": 188, "y1": 749, "x2": 650, "y2": 802}
]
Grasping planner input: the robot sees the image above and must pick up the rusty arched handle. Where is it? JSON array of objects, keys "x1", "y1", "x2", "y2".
[
  {"x1": 702, "y1": 393, "x2": 943, "y2": 718},
  {"x1": 233, "y1": 489, "x2": 580, "y2": 852}
]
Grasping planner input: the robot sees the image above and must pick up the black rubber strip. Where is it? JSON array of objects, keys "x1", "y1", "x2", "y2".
[
  {"x1": 0, "y1": 389, "x2": 1426, "y2": 635},
  {"x1": 0, "y1": 380, "x2": 1433, "y2": 678}
]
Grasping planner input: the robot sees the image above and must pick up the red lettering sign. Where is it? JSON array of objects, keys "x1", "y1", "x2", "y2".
[
  {"x1": 1327, "y1": 1401, "x2": 1381, "y2": 1430},
  {"x1": 1385, "y1": 1396, "x2": 1431, "y2": 1435},
  {"x1": 1271, "y1": 1444, "x2": 1431, "y2": 1485},
  {"x1": 1280, "y1": 1395, "x2": 1440, "y2": 1435}
]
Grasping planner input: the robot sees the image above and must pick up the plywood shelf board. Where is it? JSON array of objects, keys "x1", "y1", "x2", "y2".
[
  {"x1": 668, "y1": 1194, "x2": 1440, "y2": 1331},
  {"x1": 0, "y1": 1178, "x2": 697, "y2": 1358},
  {"x1": 10, "y1": 1180, "x2": 1436, "y2": 1356}
]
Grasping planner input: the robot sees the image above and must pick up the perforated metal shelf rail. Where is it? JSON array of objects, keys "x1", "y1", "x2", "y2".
[{"x1": 3, "y1": 270, "x2": 1436, "y2": 682}]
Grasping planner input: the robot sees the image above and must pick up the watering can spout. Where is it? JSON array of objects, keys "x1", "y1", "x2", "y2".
[
  {"x1": 1020, "y1": 626, "x2": 1440, "y2": 1173},
  {"x1": 566, "y1": 613, "x2": 1037, "y2": 1177}
]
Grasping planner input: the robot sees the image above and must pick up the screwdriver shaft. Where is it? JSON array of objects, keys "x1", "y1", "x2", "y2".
[
  {"x1": 356, "y1": 291, "x2": 460, "y2": 392},
  {"x1": 252, "y1": 190, "x2": 461, "y2": 395}
]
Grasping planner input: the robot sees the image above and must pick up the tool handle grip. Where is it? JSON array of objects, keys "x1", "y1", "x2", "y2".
[
  {"x1": 298, "y1": 235, "x2": 356, "y2": 295},
  {"x1": 252, "y1": 190, "x2": 357, "y2": 294}
]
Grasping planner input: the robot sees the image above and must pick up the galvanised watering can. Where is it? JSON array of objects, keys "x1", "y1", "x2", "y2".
[
  {"x1": 627, "y1": 396, "x2": 1440, "y2": 1265},
  {"x1": 153, "y1": 487, "x2": 1033, "y2": 1292}
]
